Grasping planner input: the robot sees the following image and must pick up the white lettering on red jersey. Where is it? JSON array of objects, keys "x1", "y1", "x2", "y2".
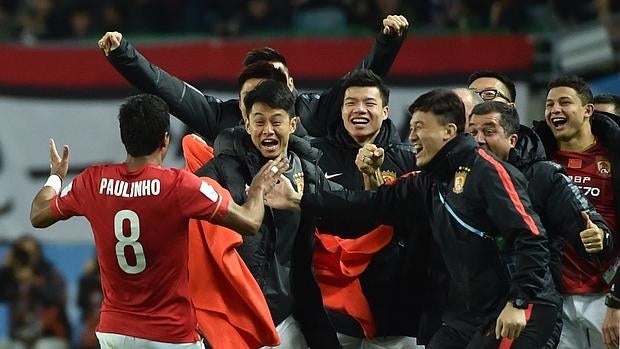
[{"x1": 50, "y1": 163, "x2": 230, "y2": 343}]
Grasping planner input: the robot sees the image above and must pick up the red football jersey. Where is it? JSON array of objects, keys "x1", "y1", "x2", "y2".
[
  {"x1": 554, "y1": 142, "x2": 618, "y2": 293},
  {"x1": 50, "y1": 163, "x2": 230, "y2": 343}
]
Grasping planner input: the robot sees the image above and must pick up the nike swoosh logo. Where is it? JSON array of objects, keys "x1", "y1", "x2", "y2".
[{"x1": 324, "y1": 172, "x2": 343, "y2": 179}]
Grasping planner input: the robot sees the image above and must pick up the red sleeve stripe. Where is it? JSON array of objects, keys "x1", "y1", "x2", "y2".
[
  {"x1": 476, "y1": 149, "x2": 540, "y2": 236},
  {"x1": 399, "y1": 170, "x2": 420, "y2": 179},
  {"x1": 208, "y1": 195, "x2": 223, "y2": 221},
  {"x1": 51, "y1": 195, "x2": 65, "y2": 219},
  {"x1": 382, "y1": 170, "x2": 420, "y2": 186}
]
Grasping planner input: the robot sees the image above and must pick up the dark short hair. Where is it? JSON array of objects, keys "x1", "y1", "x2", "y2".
[
  {"x1": 119, "y1": 94, "x2": 170, "y2": 157},
  {"x1": 342, "y1": 69, "x2": 390, "y2": 106},
  {"x1": 471, "y1": 100, "x2": 520, "y2": 136},
  {"x1": 244, "y1": 80, "x2": 295, "y2": 117},
  {"x1": 238, "y1": 61, "x2": 288, "y2": 90},
  {"x1": 593, "y1": 93, "x2": 620, "y2": 114},
  {"x1": 408, "y1": 89, "x2": 466, "y2": 132},
  {"x1": 243, "y1": 47, "x2": 287, "y2": 67},
  {"x1": 467, "y1": 70, "x2": 517, "y2": 103},
  {"x1": 547, "y1": 75, "x2": 593, "y2": 105}
]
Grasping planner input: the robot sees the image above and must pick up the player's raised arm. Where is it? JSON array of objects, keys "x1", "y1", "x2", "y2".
[{"x1": 30, "y1": 139, "x2": 69, "y2": 228}]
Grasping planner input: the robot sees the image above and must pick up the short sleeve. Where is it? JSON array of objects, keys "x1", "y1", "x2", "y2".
[
  {"x1": 50, "y1": 171, "x2": 89, "y2": 220},
  {"x1": 176, "y1": 170, "x2": 231, "y2": 222}
]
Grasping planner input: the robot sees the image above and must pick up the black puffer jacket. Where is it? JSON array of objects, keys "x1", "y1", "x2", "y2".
[
  {"x1": 196, "y1": 127, "x2": 342, "y2": 348},
  {"x1": 303, "y1": 134, "x2": 561, "y2": 328},
  {"x1": 591, "y1": 111, "x2": 620, "y2": 298},
  {"x1": 106, "y1": 30, "x2": 407, "y2": 143},
  {"x1": 310, "y1": 119, "x2": 426, "y2": 338},
  {"x1": 312, "y1": 120, "x2": 415, "y2": 192}
]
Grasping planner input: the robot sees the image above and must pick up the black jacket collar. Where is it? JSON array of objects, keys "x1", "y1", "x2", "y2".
[
  {"x1": 422, "y1": 133, "x2": 477, "y2": 180},
  {"x1": 591, "y1": 111, "x2": 620, "y2": 153},
  {"x1": 509, "y1": 125, "x2": 547, "y2": 170}
]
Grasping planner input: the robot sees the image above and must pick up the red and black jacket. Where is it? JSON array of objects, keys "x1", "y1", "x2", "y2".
[{"x1": 303, "y1": 134, "x2": 561, "y2": 327}]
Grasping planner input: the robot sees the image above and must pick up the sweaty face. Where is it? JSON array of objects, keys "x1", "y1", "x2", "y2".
[
  {"x1": 246, "y1": 102, "x2": 296, "y2": 159},
  {"x1": 468, "y1": 77, "x2": 512, "y2": 103},
  {"x1": 409, "y1": 110, "x2": 453, "y2": 168},
  {"x1": 341, "y1": 86, "x2": 388, "y2": 146},
  {"x1": 239, "y1": 78, "x2": 264, "y2": 120},
  {"x1": 545, "y1": 87, "x2": 592, "y2": 142},
  {"x1": 468, "y1": 112, "x2": 515, "y2": 161}
]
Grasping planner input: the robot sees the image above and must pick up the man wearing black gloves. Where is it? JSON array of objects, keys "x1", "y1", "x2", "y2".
[
  {"x1": 266, "y1": 89, "x2": 561, "y2": 348},
  {"x1": 97, "y1": 15, "x2": 409, "y2": 143}
]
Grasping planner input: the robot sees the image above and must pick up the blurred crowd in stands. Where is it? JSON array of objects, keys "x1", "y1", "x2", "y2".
[
  {"x1": 0, "y1": 236, "x2": 100, "y2": 349},
  {"x1": 0, "y1": 0, "x2": 619, "y2": 44}
]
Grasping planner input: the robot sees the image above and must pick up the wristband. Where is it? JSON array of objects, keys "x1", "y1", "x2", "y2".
[{"x1": 44, "y1": 175, "x2": 62, "y2": 193}]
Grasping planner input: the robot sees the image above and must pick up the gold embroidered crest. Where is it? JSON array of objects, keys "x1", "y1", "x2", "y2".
[
  {"x1": 381, "y1": 170, "x2": 398, "y2": 184},
  {"x1": 597, "y1": 160, "x2": 611, "y2": 177},
  {"x1": 293, "y1": 172, "x2": 304, "y2": 193},
  {"x1": 453, "y1": 166, "x2": 470, "y2": 194}
]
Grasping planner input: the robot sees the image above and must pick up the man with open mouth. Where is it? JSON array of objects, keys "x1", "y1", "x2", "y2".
[
  {"x1": 267, "y1": 88, "x2": 560, "y2": 349},
  {"x1": 533, "y1": 76, "x2": 620, "y2": 349},
  {"x1": 195, "y1": 80, "x2": 343, "y2": 348}
]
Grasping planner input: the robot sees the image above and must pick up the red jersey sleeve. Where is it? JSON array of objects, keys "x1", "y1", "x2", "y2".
[
  {"x1": 50, "y1": 170, "x2": 90, "y2": 220},
  {"x1": 175, "y1": 170, "x2": 230, "y2": 223}
]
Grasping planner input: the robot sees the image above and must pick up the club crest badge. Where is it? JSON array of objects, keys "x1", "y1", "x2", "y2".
[
  {"x1": 597, "y1": 159, "x2": 611, "y2": 177},
  {"x1": 293, "y1": 172, "x2": 304, "y2": 193},
  {"x1": 381, "y1": 170, "x2": 398, "y2": 185},
  {"x1": 453, "y1": 166, "x2": 470, "y2": 194}
]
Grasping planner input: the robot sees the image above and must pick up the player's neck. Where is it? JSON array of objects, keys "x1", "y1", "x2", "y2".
[
  {"x1": 558, "y1": 129, "x2": 596, "y2": 152},
  {"x1": 355, "y1": 130, "x2": 380, "y2": 147},
  {"x1": 125, "y1": 154, "x2": 162, "y2": 172}
]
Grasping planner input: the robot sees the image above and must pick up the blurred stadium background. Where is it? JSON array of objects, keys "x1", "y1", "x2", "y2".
[{"x1": 0, "y1": 0, "x2": 619, "y2": 347}]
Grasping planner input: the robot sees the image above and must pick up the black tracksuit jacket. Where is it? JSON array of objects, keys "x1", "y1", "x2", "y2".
[
  {"x1": 106, "y1": 32, "x2": 406, "y2": 143},
  {"x1": 302, "y1": 134, "x2": 561, "y2": 328},
  {"x1": 310, "y1": 120, "x2": 426, "y2": 338}
]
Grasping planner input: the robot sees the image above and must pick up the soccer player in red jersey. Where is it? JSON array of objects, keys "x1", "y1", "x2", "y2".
[
  {"x1": 29, "y1": 94, "x2": 287, "y2": 349},
  {"x1": 533, "y1": 76, "x2": 620, "y2": 349}
]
